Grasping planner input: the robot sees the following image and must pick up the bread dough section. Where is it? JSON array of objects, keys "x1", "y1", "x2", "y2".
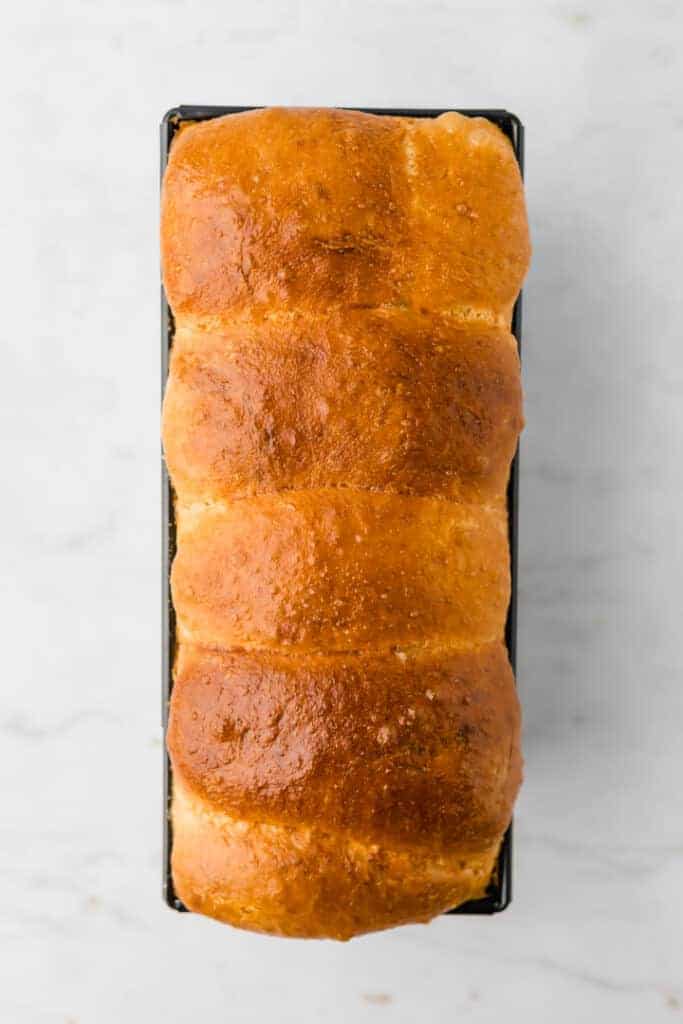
[
  {"x1": 171, "y1": 782, "x2": 501, "y2": 941},
  {"x1": 168, "y1": 642, "x2": 521, "y2": 848},
  {"x1": 162, "y1": 309, "x2": 522, "y2": 506},
  {"x1": 161, "y1": 107, "x2": 529, "y2": 322},
  {"x1": 171, "y1": 490, "x2": 510, "y2": 653}
]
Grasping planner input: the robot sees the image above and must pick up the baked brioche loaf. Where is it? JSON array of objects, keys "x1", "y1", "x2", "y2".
[{"x1": 161, "y1": 107, "x2": 529, "y2": 940}]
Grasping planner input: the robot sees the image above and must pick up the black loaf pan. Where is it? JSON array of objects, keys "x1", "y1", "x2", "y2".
[{"x1": 161, "y1": 106, "x2": 524, "y2": 917}]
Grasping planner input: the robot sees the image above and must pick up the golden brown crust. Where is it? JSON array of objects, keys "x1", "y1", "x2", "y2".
[
  {"x1": 171, "y1": 782, "x2": 501, "y2": 941},
  {"x1": 171, "y1": 491, "x2": 510, "y2": 652},
  {"x1": 168, "y1": 643, "x2": 521, "y2": 849},
  {"x1": 161, "y1": 107, "x2": 529, "y2": 323},
  {"x1": 162, "y1": 106, "x2": 529, "y2": 938},
  {"x1": 162, "y1": 309, "x2": 523, "y2": 506}
]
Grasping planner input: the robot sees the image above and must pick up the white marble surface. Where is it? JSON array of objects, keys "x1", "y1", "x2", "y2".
[{"x1": 2, "y1": 0, "x2": 682, "y2": 1020}]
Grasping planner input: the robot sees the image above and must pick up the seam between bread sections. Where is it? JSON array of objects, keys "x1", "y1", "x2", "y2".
[
  {"x1": 172, "y1": 633, "x2": 509, "y2": 661},
  {"x1": 171, "y1": 487, "x2": 509, "y2": 520},
  {"x1": 170, "y1": 775, "x2": 506, "y2": 865},
  {"x1": 172, "y1": 305, "x2": 513, "y2": 337}
]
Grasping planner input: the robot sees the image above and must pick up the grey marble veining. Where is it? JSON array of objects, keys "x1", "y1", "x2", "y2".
[{"x1": 2, "y1": 1, "x2": 682, "y2": 1021}]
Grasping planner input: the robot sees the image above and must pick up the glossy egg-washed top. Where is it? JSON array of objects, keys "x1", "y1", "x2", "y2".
[{"x1": 161, "y1": 107, "x2": 530, "y2": 940}]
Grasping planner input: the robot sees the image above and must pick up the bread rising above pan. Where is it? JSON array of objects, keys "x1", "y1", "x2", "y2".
[{"x1": 162, "y1": 107, "x2": 529, "y2": 939}]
